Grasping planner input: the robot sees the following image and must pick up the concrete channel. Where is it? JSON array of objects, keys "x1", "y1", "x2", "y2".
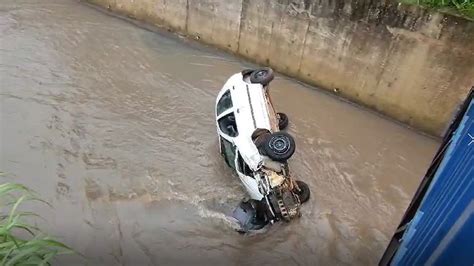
[{"x1": 0, "y1": 0, "x2": 440, "y2": 264}]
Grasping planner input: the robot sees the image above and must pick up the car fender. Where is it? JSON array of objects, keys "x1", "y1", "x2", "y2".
[{"x1": 236, "y1": 171, "x2": 263, "y2": 200}]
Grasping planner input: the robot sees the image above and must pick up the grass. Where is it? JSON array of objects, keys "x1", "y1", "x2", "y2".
[
  {"x1": 0, "y1": 183, "x2": 73, "y2": 265},
  {"x1": 402, "y1": 0, "x2": 474, "y2": 19}
]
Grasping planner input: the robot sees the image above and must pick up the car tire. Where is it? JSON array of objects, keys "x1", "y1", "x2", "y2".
[
  {"x1": 277, "y1": 112, "x2": 289, "y2": 130},
  {"x1": 251, "y1": 128, "x2": 271, "y2": 155},
  {"x1": 263, "y1": 132, "x2": 296, "y2": 162},
  {"x1": 241, "y1": 68, "x2": 255, "y2": 77},
  {"x1": 294, "y1": 180, "x2": 310, "y2": 203},
  {"x1": 250, "y1": 67, "x2": 274, "y2": 86}
]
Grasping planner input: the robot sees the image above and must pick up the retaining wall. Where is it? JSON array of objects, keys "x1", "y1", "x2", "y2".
[{"x1": 87, "y1": 0, "x2": 474, "y2": 136}]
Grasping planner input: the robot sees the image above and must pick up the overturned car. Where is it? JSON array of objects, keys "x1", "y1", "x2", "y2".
[{"x1": 215, "y1": 67, "x2": 310, "y2": 232}]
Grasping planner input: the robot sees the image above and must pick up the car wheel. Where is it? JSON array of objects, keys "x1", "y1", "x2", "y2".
[
  {"x1": 251, "y1": 128, "x2": 271, "y2": 150},
  {"x1": 277, "y1": 112, "x2": 289, "y2": 130},
  {"x1": 294, "y1": 180, "x2": 310, "y2": 203},
  {"x1": 241, "y1": 68, "x2": 255, "y2": 77},
  {"x1": 263, "y1": 132, "x2": 296, "y2": 162},
  {"x1": 250, "y1": 67, "x2": 274, "y2": 86}
]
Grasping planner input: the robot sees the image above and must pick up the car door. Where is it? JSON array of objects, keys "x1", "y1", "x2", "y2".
[
  {"x1": 234, "y1": 151, "x2": 263, "y2": 200},
  {"x1": 220, "y1": 137, "x2": 236, "y2": 169},
  {"x1": 216, "y1": 89, "x2": 238, "y2": 141},
  {"x1": 217, "y1": 111, "x2": 238, "y2": 139}
]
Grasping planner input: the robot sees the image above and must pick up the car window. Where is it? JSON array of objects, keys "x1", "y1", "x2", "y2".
[
  {"x1": 221, "y1": 138, "x2": 236, "y2": 169},
  {"x1": 216, "y1": 90, "x2": 232, "y2": 116},
  {"x1": 218, "y1": 112, "x2": 238, "y2": 137},
  {"x1": 236, "y1": 152, "x2": 253, "y2": 177}
]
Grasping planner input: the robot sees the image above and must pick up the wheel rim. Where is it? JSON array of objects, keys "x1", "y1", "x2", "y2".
[
  {"x1": 269, "y1": 135, "x2": 291, "y2": 155},
  {"x1": 254, "y1": 70, "x2": 267, "y2": 79}
]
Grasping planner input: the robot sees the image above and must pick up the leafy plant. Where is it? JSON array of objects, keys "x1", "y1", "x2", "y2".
[
  {"x1": 402, "y1": 0, "x2": 474, "y2": 18},
  {"x1": 0, "y1": 183, "x2": 73, "y2": 265}
]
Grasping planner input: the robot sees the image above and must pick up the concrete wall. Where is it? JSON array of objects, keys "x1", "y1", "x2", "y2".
[{"x1": 87, "y1": 0, "x2": 474, "y2": 136}]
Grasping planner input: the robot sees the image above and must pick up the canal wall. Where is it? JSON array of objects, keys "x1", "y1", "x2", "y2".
[{"x1": 86, "y1": 0, "x2": 474, "y2": 136}]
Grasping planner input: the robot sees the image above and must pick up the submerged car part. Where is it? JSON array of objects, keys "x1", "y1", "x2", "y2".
[
  {"x1": 231, "y1": 200, "x2": 268, "y2": 233},
  {"x1": 231, "y1": 172, "x2": 308, "y2": 232}
]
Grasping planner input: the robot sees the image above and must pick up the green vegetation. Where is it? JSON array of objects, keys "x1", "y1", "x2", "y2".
[
  {"x1": 403, "y1": 0, "x2": 474, "y2": 19},
  {"x1": 0, "y1": 183, "x2": 73, "y2": 265}
]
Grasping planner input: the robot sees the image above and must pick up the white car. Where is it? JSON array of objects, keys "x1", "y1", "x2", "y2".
[{"x1": 215, "y1": 68, "x2": 310, "y2": 231}]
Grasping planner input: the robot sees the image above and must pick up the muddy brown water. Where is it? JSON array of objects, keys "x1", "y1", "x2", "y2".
[{"x1": 0, "y1": 0, "x2": 440, "y2": 265}]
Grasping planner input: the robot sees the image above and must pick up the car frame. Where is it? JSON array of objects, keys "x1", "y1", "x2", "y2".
[{"x1": 215, "y1": 68, "x2": 310, "y2": 230}]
